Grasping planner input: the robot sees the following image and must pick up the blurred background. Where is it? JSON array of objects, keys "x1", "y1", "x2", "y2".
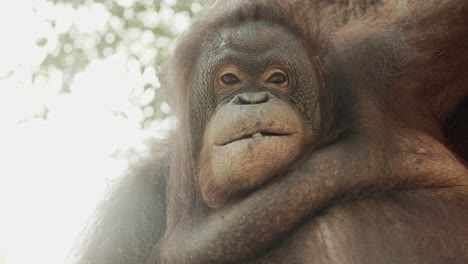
[{"x1": 0, "y1": 0, "x2": 210, "y2": 263}]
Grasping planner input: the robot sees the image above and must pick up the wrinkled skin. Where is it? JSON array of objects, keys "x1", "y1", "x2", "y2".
[
  {"x1": 74, "y1": 1, "x2": 468, "y2": 264},
  {"x1": 197, "y1": 22, "x2": 320, "y2": 207}
]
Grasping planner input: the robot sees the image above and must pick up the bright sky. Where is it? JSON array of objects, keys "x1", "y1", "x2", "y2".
[{"x1": 0, "y1": 1, "x2": 181, "y2": 263}]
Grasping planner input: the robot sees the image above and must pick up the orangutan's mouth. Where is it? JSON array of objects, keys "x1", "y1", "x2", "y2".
[{"x1": 217, "y1": 131, "x2": 294, "y2": 146}]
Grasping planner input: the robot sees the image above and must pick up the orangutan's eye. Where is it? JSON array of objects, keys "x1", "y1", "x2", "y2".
[
  {"x1": 220, "y1": 73, "x2": 241, "y2": 85},
  {"x1": 267, "y1": 72, "x2": 288, "y2": 84}
]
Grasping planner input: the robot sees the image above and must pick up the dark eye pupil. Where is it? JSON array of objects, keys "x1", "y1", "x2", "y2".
[
  {"x1": 221, "y1": 74, "x2": 240, "y2": 85},
  {"x1": 267, "y1": 73, "x2": 287, "y2": 84}
]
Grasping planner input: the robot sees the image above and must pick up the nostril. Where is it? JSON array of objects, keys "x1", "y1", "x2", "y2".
[{"x1": 235, "y1": 92, "x2": 269, "y2": 105}]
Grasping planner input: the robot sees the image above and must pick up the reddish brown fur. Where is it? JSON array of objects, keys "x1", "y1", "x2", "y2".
[{"x1": 74, "y1": 1, "x2": 468, "y2": 263}]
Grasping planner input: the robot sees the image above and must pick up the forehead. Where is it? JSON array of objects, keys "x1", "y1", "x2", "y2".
[
  {"x1": 219, "y1": 22, "x2": 294, "y2": 51},
  {"x1": 201, "y1": 21, "x2": 308, "y2": 66}
]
